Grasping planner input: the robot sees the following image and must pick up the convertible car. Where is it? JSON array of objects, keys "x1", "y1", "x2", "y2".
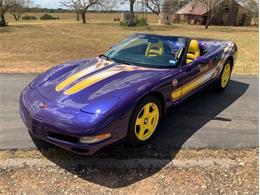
[{"x1": 19, "y1": 34, "x2": 237, "y2": 155}]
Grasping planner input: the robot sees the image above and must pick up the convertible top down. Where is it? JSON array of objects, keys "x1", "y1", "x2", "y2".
[{"x1": 20, "y1": 34, "x2": 237, "y2": 155}]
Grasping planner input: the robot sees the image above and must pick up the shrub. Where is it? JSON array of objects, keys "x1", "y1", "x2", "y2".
[
  {"x1": 40, "y1": 13, "x2": 59, "y2": 20},
  {"x1": 120, "y1": 16, "x2": 147, "y2": 27},
  {"x1": 135, "y1": 17, "x2": 148, "y2": 26},
  {"x1": 22, "y1": 15, "x2": 37, "y2": 20},
  {"x1": 113, "y1": 17, "x2": 120, "y2": 22},
  {"x1": 119, "y1": 21, "x2": 127, "y2": 26}
]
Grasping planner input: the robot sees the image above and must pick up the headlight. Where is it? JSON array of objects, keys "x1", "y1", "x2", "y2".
[{"x1": 79, "y1": 133, "x2": 111, "y2": 144}]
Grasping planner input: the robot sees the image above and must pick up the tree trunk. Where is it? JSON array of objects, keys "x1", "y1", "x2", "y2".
[
  {"x1": 17, "y1": 13, "x2": 21, "y2": 21},
  {"x1": 0, "y1": 12, "x2": 6, "y2": 26},
  {"x1": 81, "y1": 12, "x2": 86, "y2": 24},
  {"x1": 205, "y1": 21, "x2": 209, "y2": 29},
  {"x1": 0, "y1": 0, "x2": 6, "y2": 26},
  {"x1": 128, "y1": 1, "x2": 135, "y2": 26},
  {"x1": 76, "y1": 12, "x2": 80, "y2": 21},
  {"x1": 205, "y1": 13, "x2": 212, "y2": 29},
  {"x1": 12, "y1": 13, "x2": 18, "y2": 21}
]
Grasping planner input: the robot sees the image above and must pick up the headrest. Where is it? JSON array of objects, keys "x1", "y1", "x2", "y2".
[
  {"x1": 145, "y1": 41, "x2": 164, "y2": 57},
  {"x1": 188, "y1": 40, "x2": 200, "y2": 54}
]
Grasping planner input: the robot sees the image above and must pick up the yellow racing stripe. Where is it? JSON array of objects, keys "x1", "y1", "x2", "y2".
[
  {"x1": 171, "y1": 68, "x2": 216, "y2": 101},
  {"x1": 171, "y1": 88, "x2": 182, "y2": 101},
  {"x1": 58, "y1": 63, "x2": 152, "y2": 95},
  {"x1": 64, "y1": 70, "x2": 121, "y2": 95},
  {"x1": 56, "y1": 66, "x2": 97, "y2": 92},
  {"x1": 55, "y1": 59, "x2": 113, "y2": 92}
]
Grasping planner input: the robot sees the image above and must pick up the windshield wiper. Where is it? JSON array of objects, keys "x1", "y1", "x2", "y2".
[
  {"x1": 99, "y1": 54, "x2": 114, "y2": 62},
  {"x1": 99, "y1": 55, "x2": 133, "y2": 65}
]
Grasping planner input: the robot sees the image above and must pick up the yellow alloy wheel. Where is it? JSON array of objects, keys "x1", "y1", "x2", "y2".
[
  {"x1": 221, "y1": 63, "x2": 231, "y2": 88},
  {"x1": 134, "y1": 102, "x2": 160, "y2": 141}
]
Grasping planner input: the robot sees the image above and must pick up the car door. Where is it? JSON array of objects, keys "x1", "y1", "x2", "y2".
[{"x1": 171, "y1": 59, "x2": 205, "y2": 102}]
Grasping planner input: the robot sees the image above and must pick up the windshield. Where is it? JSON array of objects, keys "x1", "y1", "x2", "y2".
[{"x1": 104, "y1": 34, "x2": 188, "y2": 68}]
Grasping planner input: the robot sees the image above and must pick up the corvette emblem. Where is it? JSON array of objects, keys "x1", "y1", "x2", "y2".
[{"x1": 172, "y1": 79, "x2": 178, "y2": 87}]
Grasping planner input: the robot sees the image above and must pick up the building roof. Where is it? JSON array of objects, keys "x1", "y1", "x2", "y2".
[
  {"x1": 176, "y1": 1, "x2": 208, "y2": 15},
  {"x1": 176, "y1": 0, "x2": 251, "y2": 16}
]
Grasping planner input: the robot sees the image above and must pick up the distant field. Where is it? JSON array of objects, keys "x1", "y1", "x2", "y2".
[
  {"x1": 5, "y1": 12, "x2": 159, "y2": 23},
  {"x1": 0, "y1": 14, "x2": 258, "y2": 74}
]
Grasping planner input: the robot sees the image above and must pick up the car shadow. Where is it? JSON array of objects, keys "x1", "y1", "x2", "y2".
[{"x1": 37, "y1": 79, "x2": 249, "y2": 188}]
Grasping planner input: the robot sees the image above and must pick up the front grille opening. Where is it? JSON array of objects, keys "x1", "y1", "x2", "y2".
[{"x1": 47, "y1": 132, "x2": 78, "y2": 143}]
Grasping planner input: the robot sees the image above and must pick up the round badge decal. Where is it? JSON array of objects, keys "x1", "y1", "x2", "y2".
[{"x1": 172, "y1": 79, "x2": 178, "y2": 87}]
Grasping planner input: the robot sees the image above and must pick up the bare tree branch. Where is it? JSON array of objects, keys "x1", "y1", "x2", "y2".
[
  {"x1": 196, "y1": 0, "x2": 223, "y2": 29},
  {"x1": 145, "y1": 0, "x2": 161, "y2": 16},
  {"x1": 0, "y1": 0, "x2": 17, "y2": 26},
  {"x1": 60, "y1": 0, "x2": 115, "y2": 23},
  {"x1": 8, "y1": 0, "x2": 31, "y2": 21}
]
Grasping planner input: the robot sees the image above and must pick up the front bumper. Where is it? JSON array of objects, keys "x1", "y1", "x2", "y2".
[{"x1": 19, "y1": 86, "x2": 128, "y2": 155}]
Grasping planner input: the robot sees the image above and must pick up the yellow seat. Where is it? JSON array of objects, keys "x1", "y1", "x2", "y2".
[
  {"x1": 145, "y1": 41, "x2": 164, "y2": 57},
  {"x1": 186, "y1": 40, "x2": 200, "y2": 64}
]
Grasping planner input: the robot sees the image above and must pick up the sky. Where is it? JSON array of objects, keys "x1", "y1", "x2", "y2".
[
  {"x1": 33, "y1": 0, "x2": 128, "y2": 10},
  {"x1": 33, "y1": 0, "x2": 61, "y2": 9}
]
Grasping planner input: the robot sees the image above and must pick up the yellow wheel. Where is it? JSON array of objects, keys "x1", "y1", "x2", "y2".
[
  {"x1": 221, "y1": 63, "x2": 231, "y2": 88},
  {"x1": 128, "y1": 96, "x2": 162, "y2": 145},
  {"x1": 135, "y1": 102, "x2": 160, "y2": 141},
  {"x1": 216, "y1": 60, "x2": 232, "y2": 91}
]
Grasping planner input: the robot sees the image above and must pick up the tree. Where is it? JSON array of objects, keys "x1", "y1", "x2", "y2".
[
  {"x1": 128, "y1": 0, "x2": 136, "y2": 26},
  {"x1": 121, "y1": 0, "x2": 137, "y2": 26},
  {"x1": 238, "y1": 0, "x2": 259, "y2": 17},
  {"x1": 66, "y1": 0, "x2": 81, "y2": 21},
  {"x1": 9, "y1": 0, "x2": 31, "y2": 21},
  {"x1": 0, "y1": 0, "x2": 30, "y2": 25},
  {"x1": 172, "y1": 0, "x2": 192, "y2": 13},
  {"x1": 197, "y1": 0, "x2": 222, "y2": 29},
  {"x1": 145, "y1": 0, "x2": 191, "y2": 24},
  {"x1": 145, "y1": 0, "x2": 161, "y2": 16},
  {"x1": 64, "y1": 0, "x2": 81, "y2": 21},
  {"x1": 145, "y1": 0, "x2": 192, "y2": 18},
  {"x1": 0, "y1": 0, "x2": 14, "y2": 26},
  {"x1": 61, "y1": 0, "x2": 104, "y2": 23}
]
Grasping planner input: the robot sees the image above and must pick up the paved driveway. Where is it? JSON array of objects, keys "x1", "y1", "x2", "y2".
[{"x1": 0, "y1": 74, "x2": 258, "y2": 154}]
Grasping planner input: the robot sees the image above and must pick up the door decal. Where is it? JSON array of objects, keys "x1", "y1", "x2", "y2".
[{"x1": 171, "y1": 67, "x2": 217, "y2": 101}]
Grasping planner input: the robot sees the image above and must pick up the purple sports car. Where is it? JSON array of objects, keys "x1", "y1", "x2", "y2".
[{"x1": 19, "y1": 34, "x2": 237, "y2": 155}]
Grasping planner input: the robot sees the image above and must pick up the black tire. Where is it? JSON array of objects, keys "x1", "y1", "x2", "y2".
[
  {"x1": 29, "y1": 132, "x2": 56, "y2": 151},
  {"x1": 215, "y1": 60, "x2": 232, "y2": 91},
  {"x1": 128, "y1": 95, "x2": 162, "y2": 146}
]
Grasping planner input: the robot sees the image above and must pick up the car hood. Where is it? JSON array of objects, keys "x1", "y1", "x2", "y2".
[{"x1": 36, "y1": 57, "x2": 170, "y2": 111}]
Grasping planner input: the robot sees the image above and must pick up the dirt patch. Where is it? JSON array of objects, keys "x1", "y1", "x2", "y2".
[{"x1": 0, "y1": 149, "x2": 258, "y2": 194}]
